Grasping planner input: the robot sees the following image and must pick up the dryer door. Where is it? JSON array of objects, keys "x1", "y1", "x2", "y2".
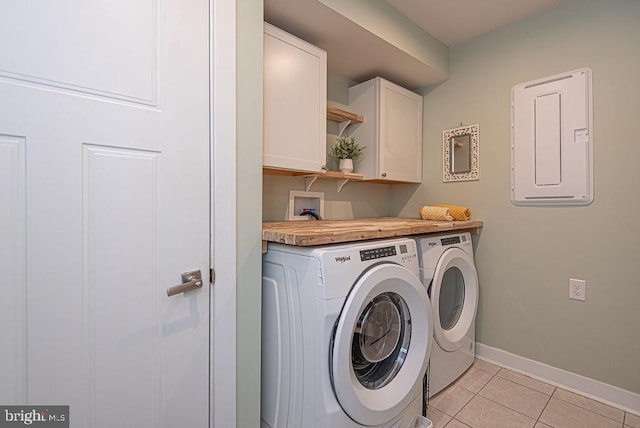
[
  {"x1": 430, "y1": 247, "x2": 478, "y2": 352},
  {"x1": 331, "y1": 263, "x2": 432, "y2": 426}
]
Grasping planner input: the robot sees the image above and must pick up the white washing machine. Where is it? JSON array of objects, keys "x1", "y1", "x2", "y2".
[
  {"x1": 261, "y1": 238, "x2": 434, "y2": 428},
  {"x1": 414, "y1": 232, "x2": 479, "y2": 397}
]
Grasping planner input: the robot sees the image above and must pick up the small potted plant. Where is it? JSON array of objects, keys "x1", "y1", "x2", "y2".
[{"x1": 331, "y1": 136, "x2": 365, "y2": 173}]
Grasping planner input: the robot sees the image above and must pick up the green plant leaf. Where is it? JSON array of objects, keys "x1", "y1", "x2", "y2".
[{"x1": 331, "y1": 136, "x2": 365, "y2": 159}]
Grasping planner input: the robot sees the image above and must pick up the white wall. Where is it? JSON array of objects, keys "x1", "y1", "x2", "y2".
[{"x1": 394, "y1": 0, "x2": 640, "y2": 394}]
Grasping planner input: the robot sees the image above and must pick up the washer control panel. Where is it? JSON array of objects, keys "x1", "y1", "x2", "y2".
[
  {"x1": 359, "y1": 243, "x2": 417, "y2": 264},
  {"x1": 440, "y1": 235, "x2": 465, "y2": 246},
  {"x1": 359, "y1": 245, "x2": 396, "y2": 261},
  {"x1": 317, "y1": 239, "x2": 421, "y2": 299}
]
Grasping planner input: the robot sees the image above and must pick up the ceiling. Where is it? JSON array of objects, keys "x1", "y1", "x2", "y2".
[
  {"x1": 264, "y1": 0, "x2": 570, "y2": 89},
  {"x1": 386, "y1": 0, "x2": 569, "y2": 47}
]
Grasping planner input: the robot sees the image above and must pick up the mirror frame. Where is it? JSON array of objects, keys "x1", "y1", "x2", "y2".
[{"x1": 443, "y1": 123, "x2": 479, "y2": 182}]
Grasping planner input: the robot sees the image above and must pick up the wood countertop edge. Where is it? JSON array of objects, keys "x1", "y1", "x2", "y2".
[{"x1": 261, "y1": 218, "x2": 483, "y2": 253}]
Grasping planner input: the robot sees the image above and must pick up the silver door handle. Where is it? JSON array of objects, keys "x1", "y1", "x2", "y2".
[{"x1": 167, "y1": 270, "x2": 203, "y2": 297}]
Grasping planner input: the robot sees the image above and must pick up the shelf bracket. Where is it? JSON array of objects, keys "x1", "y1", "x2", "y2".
[
  {"x1": 336, "y1": 178, "x2": 350, "y2": 192},
  {"x1": 300, "y1": 170, "x2": 361, "y2": 192},
  {"x1": 305, "y1": 176, "x2": 319, "y2": 192},
  {"x1": 337, "y1": 120, "x2": 351, "y2": 137},
  {"x1": 306, "y1": 175, "x2": 350, "y2": 192}
]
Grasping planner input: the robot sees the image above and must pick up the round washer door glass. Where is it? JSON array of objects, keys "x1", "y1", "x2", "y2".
[
  {"x1": 331, "y1": 263, "x2": 433, "y2": 427},
  {"x1": 352, "y1": 292, "x2": 411, "y2": 389},
  {"x1": 431, "y1": 247, "x2": 478, "y2": 352},
  {"x1": 439, "y1": 266, "x2": 465, "y2": 330}
]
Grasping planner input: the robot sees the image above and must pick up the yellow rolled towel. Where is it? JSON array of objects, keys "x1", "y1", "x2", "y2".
[
  {"x1": 436, "y1": 204, "x2": 472, "y2": 221},
  {"x1": 419, "y1": 206, "x2": 454, "y2": 221}
]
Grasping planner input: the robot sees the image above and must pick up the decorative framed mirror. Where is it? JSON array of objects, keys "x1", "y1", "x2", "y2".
[{"x1": 443, "y1": 123, "x2": 479, "y2": 182}]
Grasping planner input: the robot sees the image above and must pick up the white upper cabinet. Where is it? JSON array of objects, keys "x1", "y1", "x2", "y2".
[
  {"x1": 348, "y1": 77, "x2": 423, "y2": 183},
  {"x1": 263, "y1": 23, "x2": 327, "y2": 173}
]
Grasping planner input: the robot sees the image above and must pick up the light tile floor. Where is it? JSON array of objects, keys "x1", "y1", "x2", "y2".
[{"x1": 426, "y1": 359, "x2": 640, "y2": 428}]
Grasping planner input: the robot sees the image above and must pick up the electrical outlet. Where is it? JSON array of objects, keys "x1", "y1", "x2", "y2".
[{"x1": 569, "y1": 278, "x2": 586, "y2": 301}]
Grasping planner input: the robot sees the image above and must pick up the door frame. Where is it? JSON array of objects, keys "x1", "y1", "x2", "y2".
[{"x1": 211, "y1": 0, "x2": 237, "y2": 426}]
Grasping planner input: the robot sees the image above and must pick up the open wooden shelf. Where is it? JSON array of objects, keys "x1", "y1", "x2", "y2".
[
  {"x1": 327, "y1": 106, "x2": 363, "y2": 137},
  {"x1": 327, "y1": 107, "x2": 364, "y2": 124},
  {"x1": 263, "y1": 167, "x2": 364, "y2": 192},
  {"x1": 301, "y1": 170, "x2": 363, "y2": 180}
]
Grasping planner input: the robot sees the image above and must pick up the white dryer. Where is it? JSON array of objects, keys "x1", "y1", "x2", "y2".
[
  {"x1": 414, "y1": 232, "x2": 479, "y2": 397},
  {"x1": 261, "y1": 238, "x2": 434, "y2": 428}
]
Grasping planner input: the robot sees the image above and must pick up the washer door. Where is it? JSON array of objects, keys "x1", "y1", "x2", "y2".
[
  {"x1": 331, "y1": 263, "x2": 433, "y2": 426},
  {"x1": 430, "y1": 247, "x2": 478, "y2": 352}
]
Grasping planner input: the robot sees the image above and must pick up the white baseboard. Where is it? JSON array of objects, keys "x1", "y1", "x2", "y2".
[{"x1": 475, "y1": 342, "x2": 640, "y2": 415}]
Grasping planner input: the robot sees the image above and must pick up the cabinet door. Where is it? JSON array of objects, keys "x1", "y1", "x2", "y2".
[
  {"x1": 379, "y1": 80, "x2": 423, "y2": 183},
  {"x1": 263, "y1": 23, "x2": 327, "y2": 173}
]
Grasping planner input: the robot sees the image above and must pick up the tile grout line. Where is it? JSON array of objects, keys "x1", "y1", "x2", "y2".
[
  {"x1": 448, "y1": 368, "x2": 520, "y2": 428},
  {"x1": 474, "y1": 361, "x2": 630, "y2": 425},
  {"x1": 452, "y1": 364, "x2": 498, "y2": 427},
  {"x1": 472, "y1": 388, "x2": 545, "y2": 425},
  {"x1": 494, "y1": 368, "x2": 559, "y2": 399},
  {"x1": 535, "y1": 388, "x2": 555, "y2": 426},
  {"x1": 436, "y1": 360, "x2": 636, "y2": 428},
  {"x1": 459, "y1": 364, "x2": 553, "y2": 427},
  {"x1": 475, "y1": 355, "x2": 638, "y2": 419},
  {"x1": 549, "y1": 392, "x2": 627, "y2": 425}
]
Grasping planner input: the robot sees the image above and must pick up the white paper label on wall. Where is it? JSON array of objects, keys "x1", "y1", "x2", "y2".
[{"x1": 511, "y1": 68, "x2": 593, "y2": 205}]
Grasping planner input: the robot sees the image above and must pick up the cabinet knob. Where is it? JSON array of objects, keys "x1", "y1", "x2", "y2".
[{"x1": 381, "y1": 172, "x2": 387, "y2": 178}]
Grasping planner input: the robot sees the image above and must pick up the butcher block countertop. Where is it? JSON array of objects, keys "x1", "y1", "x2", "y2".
[{"x1": 262, "y1": 217, "x2": 483, "y2": 251}]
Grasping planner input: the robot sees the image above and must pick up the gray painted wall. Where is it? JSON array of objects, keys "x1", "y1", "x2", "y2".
[
  {"x1": 394, "y1": 0, "x2": 640, "y2": 393},
  {"x1": 237, "y1": 0, "x2": 263, "y2": 426}
]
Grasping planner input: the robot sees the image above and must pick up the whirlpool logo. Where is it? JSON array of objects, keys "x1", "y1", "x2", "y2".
[{"x1": 334, "y1": 255, "x2": 351, "y2": 263}]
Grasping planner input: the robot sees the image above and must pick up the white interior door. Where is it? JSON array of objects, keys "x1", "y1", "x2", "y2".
[{"x1": 0, "y1": 1, "x2": 211, "y2": 427}]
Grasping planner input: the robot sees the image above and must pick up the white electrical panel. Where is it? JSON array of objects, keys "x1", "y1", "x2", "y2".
[{"x1": 511, "y1": 68, "x2": 593, "y2": 205}]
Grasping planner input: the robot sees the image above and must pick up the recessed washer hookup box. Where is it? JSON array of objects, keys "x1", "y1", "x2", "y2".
[{"x1": 288, "y1": 190, "x2": 324, "y2": 220}]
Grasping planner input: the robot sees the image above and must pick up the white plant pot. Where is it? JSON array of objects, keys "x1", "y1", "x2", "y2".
[{"x1": 339, "y1": 158, "x2": 354, "y2": 173}]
